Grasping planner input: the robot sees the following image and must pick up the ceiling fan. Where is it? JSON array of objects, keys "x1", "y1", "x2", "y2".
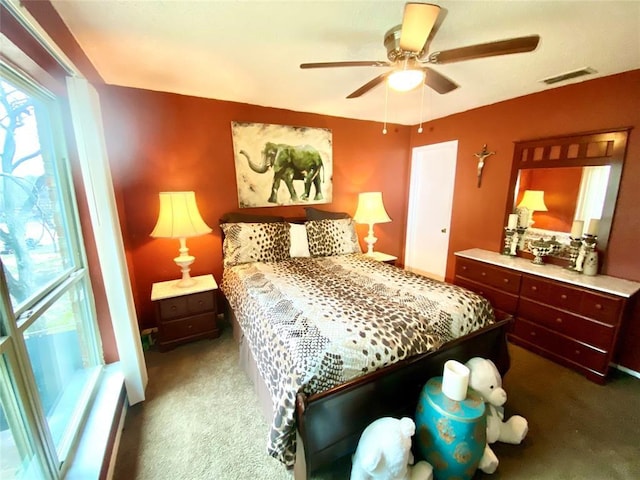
[{"x1": 300, "y1": 2, "x2": 540, "y2": 98}]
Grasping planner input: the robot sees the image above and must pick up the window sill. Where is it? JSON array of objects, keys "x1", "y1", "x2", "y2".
[{"x1": 64, "y1": 363, "x2": 126, "y2": 480}]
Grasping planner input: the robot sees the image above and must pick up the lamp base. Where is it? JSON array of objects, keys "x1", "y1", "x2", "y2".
[
  {"x1": 364, "y1": 223, "x2": 378, "y2": 254},
  {"x1": 174, "y1": 251, "x2": 195, "y2": 288},
  {"x1": 175, "y1": 275, "x2": 196, "y2": 288}
]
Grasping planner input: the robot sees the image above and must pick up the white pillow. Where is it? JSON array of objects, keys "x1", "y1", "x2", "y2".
[{"x1": 289, "y1": 223, "x2": 310, "y2": 257}]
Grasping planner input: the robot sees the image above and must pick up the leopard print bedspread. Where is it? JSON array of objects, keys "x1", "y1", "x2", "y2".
[{"x1": 221, "y1": 254, "x2": 495, "y2": 467}]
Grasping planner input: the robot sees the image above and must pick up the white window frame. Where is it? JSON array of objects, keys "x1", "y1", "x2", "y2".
[
  {"x1": 0, "y1": 3, "x2": 148, "y2": 477},
  {"x1": 1, "y1": 63, "x2": 103, "y2": 478}
]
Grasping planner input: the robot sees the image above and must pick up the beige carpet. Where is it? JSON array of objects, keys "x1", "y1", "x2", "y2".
[{"x1": 113, "y1": 321, "x2": 640, "y2": 480}]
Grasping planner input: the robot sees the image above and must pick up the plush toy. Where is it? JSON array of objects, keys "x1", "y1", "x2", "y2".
[
  {"x1": 350, "y1": 417, "x2": 433, "y2": 480},
  {"x1": 465, "y1": 357, "x2": 529, "y2": 474}
]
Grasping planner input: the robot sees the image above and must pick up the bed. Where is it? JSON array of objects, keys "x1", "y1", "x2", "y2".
[{"x1": 219, "y1": 211, "x2": 511, "y2": 479}]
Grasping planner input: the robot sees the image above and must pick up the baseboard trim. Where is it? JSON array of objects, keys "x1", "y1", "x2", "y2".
[{"x1": 614, "y1": 363, "x2": 640, "y2": 380}]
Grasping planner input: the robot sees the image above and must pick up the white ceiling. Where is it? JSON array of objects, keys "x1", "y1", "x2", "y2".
[{"x1": 50, "y1": 1, "x2": 640, "y2": 126}]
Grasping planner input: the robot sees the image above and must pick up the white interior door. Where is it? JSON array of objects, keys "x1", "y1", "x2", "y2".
[{"x1": 404, "y1": 140, "x2": 458, "y2": 281}]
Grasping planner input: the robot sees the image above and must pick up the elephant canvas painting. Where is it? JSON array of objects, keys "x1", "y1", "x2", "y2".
[{"x1": 231, "y1": 121, "x2": 333, "y2": 208}]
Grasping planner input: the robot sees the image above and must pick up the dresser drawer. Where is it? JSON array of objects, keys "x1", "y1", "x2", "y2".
[
  {"x1": 455, "y1": 257, "x2": 521, "y2": 294},
  {"x1": 518, "y1": 298, "x2": 615, "y2": 351},
  {"x1": 578, "y1": 291, "x2": 622, "y2": 326},
  {"x1": 455, "y1": 277, "x2": 519, "y2": 315},
  {"x1": 158, "y1": 312, "x2": 217, "y2": 343},
  {"x1": 520, "y1": 276, "x2": 581, "y2": 311},
  {"x1": 521, "y1": 276, "x2": 623, "y2": 326},
  {"x1": 513, "y1": 318, "x2": 609, "y2": 374}
]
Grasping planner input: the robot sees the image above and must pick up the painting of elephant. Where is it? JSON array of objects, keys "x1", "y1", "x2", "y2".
[
  {"x1": 231, "y1": 122, "x2": 333, "y2": 208},
  {"x1": 240, "y1": 142, "x2": 324, "y2": 203}
]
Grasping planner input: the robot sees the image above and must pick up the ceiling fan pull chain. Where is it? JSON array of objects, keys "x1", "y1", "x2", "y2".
[
  {"x1": 418, "y1": 83, "x2": 425, "y2": 133},
  {"x1": 382, "y1": 81, "x2": 389, "y2": 135}
]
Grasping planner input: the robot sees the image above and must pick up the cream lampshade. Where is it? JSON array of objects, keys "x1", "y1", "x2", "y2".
[
  {"x1": 517, "y1": 190, "x2": 548, "y2": 227},
  {"x1": 150, "y1": 191, "x2": 212, "y2": 288},
  {"x1": 353, "y1": 191, "x2": 392, "y2": 254}
]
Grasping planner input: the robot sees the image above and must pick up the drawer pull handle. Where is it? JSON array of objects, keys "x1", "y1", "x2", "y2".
[
  {"x1": 575, "y1": 349, "x2": 581, "y2": 356},
  {"x1": 595, "y1": 304, "x2": 603, "y2": 310},
  {"x1": 531, "y1": 286, "x2": 538, "y2": 291},
  {"x1": 198, "y1": 301, "x2": 203, "y2": 306},
  {"x1": 479, "y1": 291, "x2": 484, "y2": 296},
  {"x1": 530, "y1": 331, "x2": 536, "y2": 337},
  {"x1": 556, "y1": 317, "x2": 563, "y2": 324},
  {"x1": 503, "y1": 278, "x2": 509, "y2": 283},
  {"x1": 171, "y1": 306, "x2": 177, "y2": 311},
  {"x1": 561, "y1": 294, "x2": 567, "y2": 300},
  {"x1": 481, "y1": 272, "x2": 487, "y2": 276},
  {"x1": 188, "y1": 324, "x2": 193, "y2": 329},
  {"x1": 462, "y1": 266, "x2": 467, "y2": 270}
]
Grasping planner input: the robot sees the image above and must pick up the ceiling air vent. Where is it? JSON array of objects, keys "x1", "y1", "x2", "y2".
[{"x1": 542, "y1": 67, "x2": 596, "y2": 85}]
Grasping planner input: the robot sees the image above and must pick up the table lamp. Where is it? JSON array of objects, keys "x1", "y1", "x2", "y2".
[
  {"x1": 516, "y1": 190, "x2": 548, "y2": 227},
  {"x1": 353, "y1": 191, "x2": 392, "y2": 254},
  {"x1": 150, "y1": 191, "x2": 212, "y2": 287}
]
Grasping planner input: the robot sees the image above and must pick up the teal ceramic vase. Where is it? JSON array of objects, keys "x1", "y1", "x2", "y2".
[{"x1": 415, "y1": 377, "x2": 486, "y2": 480}]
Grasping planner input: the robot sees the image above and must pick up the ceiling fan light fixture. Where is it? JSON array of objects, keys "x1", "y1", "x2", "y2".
[{"x1": 388, "y1": 69, "x2": 425, "y2": 92}]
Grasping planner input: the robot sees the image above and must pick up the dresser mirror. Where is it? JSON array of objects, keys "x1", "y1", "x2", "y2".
[{"x1": 505, "y1": 128, "x2": 630, "y2": 267}]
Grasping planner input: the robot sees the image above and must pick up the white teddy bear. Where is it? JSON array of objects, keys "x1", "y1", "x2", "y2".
[
  {"x1": 465, "y1": 357, "x2": 529, "y2": 474},
  {"x1": 350, "y1": 417, "x2": 433, "y2": 480}
]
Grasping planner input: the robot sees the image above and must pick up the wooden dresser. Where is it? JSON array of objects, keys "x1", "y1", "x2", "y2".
[{"x1": 454, "y1": 248, "x2": 640, "y2": 383}]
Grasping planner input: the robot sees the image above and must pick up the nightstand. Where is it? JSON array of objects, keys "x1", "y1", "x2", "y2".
[
  {"x1": 151, "y1": 274, "x2": 220, "y2": 351},
  {"x1": 365, "y1": 251, "x2": 398, "y2": 266}
]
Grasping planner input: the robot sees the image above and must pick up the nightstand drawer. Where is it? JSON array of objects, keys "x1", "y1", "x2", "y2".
[
  {"x1": 158, "y1": 313, "x2": 217, "y2": 342},
  {"x1": 158, "y1": 296, "x2": 189, "y2": 320},
  {"x1": 455, "y1": 257, "x2": 521, "y2": 294},
  {"x1": 157, "y1": 291, "x2": 215, "y2": 320},
  {"x1": 187, "y1": 291, "x2": 215, "y2": 314}
]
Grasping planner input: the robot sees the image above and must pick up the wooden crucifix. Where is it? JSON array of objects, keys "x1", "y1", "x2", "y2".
[{"x1": 474, "y1": 144, "x2": 495, "y2": 188}]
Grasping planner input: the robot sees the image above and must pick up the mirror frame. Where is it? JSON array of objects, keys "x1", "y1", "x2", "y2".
[{"x1": 504, "y1": 127, "x2": 631, "y2": 268}]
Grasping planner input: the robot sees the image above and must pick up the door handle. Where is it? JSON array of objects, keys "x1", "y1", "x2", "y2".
[{"x1": 441, "y1": 228, "x2": 447, "y2": 233}]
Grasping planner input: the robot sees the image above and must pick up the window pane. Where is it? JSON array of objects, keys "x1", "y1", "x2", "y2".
[
  {"x1": 0, "y1": 351, "x2": 46, "y2": 479},
  {"x1": 22, "y1": 281, "x2": 99, "y2": 453},
  {"x1": 0, "y1": 79, "x2": 75, "y2": 311}
]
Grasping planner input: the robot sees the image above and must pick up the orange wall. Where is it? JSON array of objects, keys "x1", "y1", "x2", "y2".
[
  {"x1": 409, "y1": 71, "x2": 640, "y2": 282},
  {"x1": 409, "y1": 70, "x2": 640, "y2": 370},
  {"x1": 98, "y1": 86, "x2": 412, "y2": 328},
  {"x1": 99, "y1": 70, "x2": 640, "y2": 372},
  {"x1": 27, "y1": 1, "x2": 640, "y2": 372}
]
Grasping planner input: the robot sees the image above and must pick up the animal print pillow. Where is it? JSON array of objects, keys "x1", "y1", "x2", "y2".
[
  {"x1": 305, "y1": 218, "x2": 362, "y2": 257},
  {"x1": 221, "y1": 222, "x2": 290, "y2": 267}
]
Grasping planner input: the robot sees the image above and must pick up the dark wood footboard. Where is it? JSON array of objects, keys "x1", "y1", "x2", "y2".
[{"x1": 295, "y1": 317, "x2": 513, "y2": 478}]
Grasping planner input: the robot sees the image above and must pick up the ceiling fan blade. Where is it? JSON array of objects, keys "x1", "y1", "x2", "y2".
[
  {"x1": 428, "y1": 35, "x2": 540, "y2": 64},
  {"x1": 300, "y1": 61, "x2": 390, "y2": 69},
  {"x1": 346, "y1": 72, "x2": 391, "y2": 99},
  {"x1": 423, "y1": 67, "x2": 458, "y2": 94},
  {"x1": 399, "y1": 3, "x2": 441, "y2": 52}
]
